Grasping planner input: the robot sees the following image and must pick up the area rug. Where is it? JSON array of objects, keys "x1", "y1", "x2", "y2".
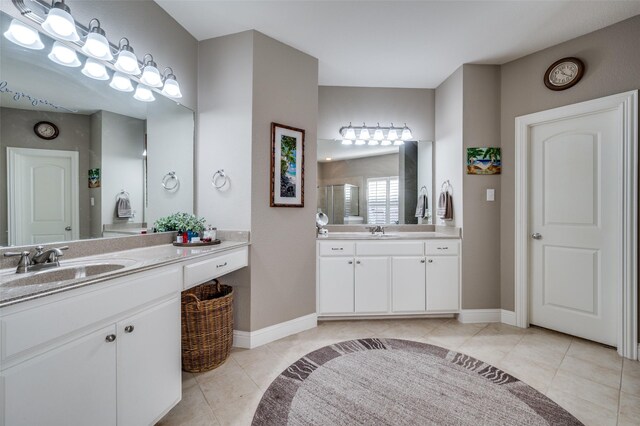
[{"x1": 252, "y1": 338, "x2": 582, "y2": 425}]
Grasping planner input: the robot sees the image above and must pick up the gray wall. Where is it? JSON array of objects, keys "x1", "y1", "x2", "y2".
[
  {"x1": 461, "y1": 64, "x2": 502, "y2": 309},
  {"x1": 89, "y1": 112, "x2": 102, "y2": 238},
  {"x1": 500, "y1": 15, "x2": 640, "y2": 312},
  {"x1": 1, "y1": 0, "x2": 198, "y2": 110},
  {"x1": 434, "y1": 67, "x2": 463, "y2": 229},
  {"x1": 197, "y1": 31, "x2": 319, "y2": 332},
  {"x1": 318, "y1": 154, "x2": 399, "y2": 223},
  {"x1": 0, "y1": 107, "x2": 92, "y2": 245},
  {"x1": 250, "y1": 31, "x2": 318, "y2": 331},
  {"x1": 318, "y1": 87, "x2": 435, "y2": 141}
]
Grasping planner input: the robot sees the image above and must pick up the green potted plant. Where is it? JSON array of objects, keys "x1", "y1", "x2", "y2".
[{"x1": 155, "y1": 212, "x2": 206, "y2": 236}]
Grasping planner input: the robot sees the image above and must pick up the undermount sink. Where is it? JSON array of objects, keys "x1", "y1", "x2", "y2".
[{"x1": 1, "y1": 262, "x2": 131, "y2": 288}]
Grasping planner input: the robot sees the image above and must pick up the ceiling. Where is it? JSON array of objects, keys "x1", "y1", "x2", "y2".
[{"x1": 155, "y1": 0, "x2": 640, "y2": 88}]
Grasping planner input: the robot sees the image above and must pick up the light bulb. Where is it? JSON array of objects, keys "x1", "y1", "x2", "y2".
[
  {"x1": 82, "y1": 20, "x2": 113, "y2": 61},
  {"x1": 109, "y1": 72, "x2": 134, "y2": 92},
  {"x1": 48, "y1": 41, "x2": 81, "y2": 67},
  {"x1": 161, "y1": 77, "x2": 182, "y2": 98},
  {"x1": 355, "y1": 139, "x2": 366, "y2": 146},
  {"x1": 81, "y1": 58, "x2": 109, "y2": 80},
  {"x1": 359, "y1": 127, "x2": 370, "y2": 140},
  {"x1": 4, "y1": 19, "x2": 44, "y2": 50},
  {"x1": 401, "y1": 124, "x2": 413, "y2": 140},
  {"x1": 344, "y1": 127, "x2": 356, "y2": 140},
  {"x1": 387, "y1": 128, "x2": 399, "y2": 141},
  {"x1": 341, "y1": 139, "x2": 353, "y2": 145},
  {"x1": 381, "y1": 140, "x2": 392, "y2": 146},
  {"x1": 373, "y1": 127, "x2": 384, "y2": 140},
  {"x1": 368, "y1": 140, "x2": 379, "y2": 146},
  {"x1": 114, "y1": 40, "x2": 140, "y2": 75},
  {"x1": 394, "y1": 140, "x2": 405, "y2": 146},
  {"x1": 134, "y1": 84, "x2": 155, "y2": 102},
  {"x1": 41, "y1": 2, "x2": 80, "y2": 42},
  {"x1": 140, "y1": 55, "x2": 162, "y2": 87}
]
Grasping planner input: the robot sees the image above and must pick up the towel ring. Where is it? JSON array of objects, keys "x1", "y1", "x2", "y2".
[
  {"x1": 212, "y1": 169, "x2": 228, "y2": 189},
  {"x1": 162, "y1": 171, "x2": 179, "y2": 191},
  {"x1": 441, "y1": 180, "x2": 453, "y2": 194},
  {"x1": 116, "y1": 190, "x2": 130, "y2": 200}
]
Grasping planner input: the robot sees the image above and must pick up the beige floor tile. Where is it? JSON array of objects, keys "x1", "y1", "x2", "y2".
[
  {"x1": 507, "y1": 339, "x2": 568, "y2": 370},
  {"x1": 198, "y1": 365, "x2": 261, "y2": 410},
  {"x1": 457, "y1": 341, "x2": 509, "y2": 366},
  {"x1": 548, "y1": 369, "x2": 619, "y2": 412},
  {"x1": 566, "y1": 339, "x2": 621, "y2": 371},
  {"x1": 231, "y1": 344, "x2": 281, "y2": 368},
  {"x1": 241, "y1": 356, "x2": 292, "y2": 391},
  {"x1": 618, "y1": 391, "x2": 640, "y2": 426},
  {"x1": 496, "y1": 352, "x2": 558, "y2": 394},
  {"x1": 193, "y1": 357, "x2": 244, "y2": 383},
  {"x1": 156, "y1": 383, "x2": 219, "y2": 426},
  {"x1": 623, "y1": 358, "x2": 640, "y2": 379},
  {"x1": 212, "y1": 391, "x2": 264, "y2": 426},
  {"x1": 557, "y1": 354, "x2": 621, "y2": 389},
  {"x1": 546, "y1": 388, "x2": 617, "y2": 426},
  {"x1": 621, "y1": 370, "x2": 640, "y2": 397},
  {"x1": 182, "y1": 371, "x2": 198, "y2": 390}
]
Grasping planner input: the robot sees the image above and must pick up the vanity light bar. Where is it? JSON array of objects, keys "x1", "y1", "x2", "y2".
[
  {"x1": 7, "y1": 0, "x2": 184, "y2": 101},
  {"x1": 338, "y1": 122, "x2": 413, "y2": 145}
]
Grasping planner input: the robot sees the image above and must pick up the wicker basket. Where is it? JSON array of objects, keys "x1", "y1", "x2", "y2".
[{"x1": 181, "y1": 280, "x2": 234, "y2": 373}]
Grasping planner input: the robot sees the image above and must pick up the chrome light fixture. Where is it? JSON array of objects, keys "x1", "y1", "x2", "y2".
[
  {"x1": 134, "y1": 84, "x2": 155, "y2": 102},
  {"x1": 161, "y1": 67, "x2": 183, "y2": 99},
  {"x1": 114, "y1": 38, "x2": 140, "y2": 75},
  {"x1": 81, "y1": 19, "x2": 112, "y2": 60},
  {"x1": 4, "y1": 19, "x2": 44, "y2": 49},
  {"x1": 82, "y1": 58, "x2": 109, "y2": 80},
  {"x1": 341, "y1": 139, "x2": 353, "y2": 145},
  {"x1": 140, "y1": 54, "x2": 162, "y2": 88},
  {"x1": 48, "y1": 41, "x2": 80, "y2": 67},
  {"x1": 338, "y1": 123, "x2": 412, "y2": 146},
  {"x1": 41, "y1": 0, "x2": 79, "y2": 42},
  {"x1": 109, "y1": 71, "x2": 134, "y2": 92}
]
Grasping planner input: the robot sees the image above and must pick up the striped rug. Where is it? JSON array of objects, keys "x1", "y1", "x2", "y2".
[{"x1": 252, "y1": 338, "x2": 582, "y2": 425}]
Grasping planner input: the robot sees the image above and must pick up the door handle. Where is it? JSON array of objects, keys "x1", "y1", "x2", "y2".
[
  {"x1": 531, "y1": 233, "x2": 542, "y2": 240},
  {"x1": 65, "y1": 226, "x2": 72, "y2": 231}
]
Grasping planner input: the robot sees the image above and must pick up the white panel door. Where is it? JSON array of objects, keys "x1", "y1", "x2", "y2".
[
  {"x1": 392, "y1": 257, "x2": 426, "y2": 312},
  {"x1": 426, "y1": 256, "x2": 459, "y2": 311},
  {"x1": 530, "y1": 109, "x2": 620, "y2": 345},
  {"x1": 118, "y1": 297, "x2": 181, "y2": 426},
  {"x1": 318, "y1": 257, "x2": 355, "y2": 314},
  {"x1": 8, "y1": 148, "x2": 79, "y2": 245},
  {"x1": 355, "y1": 257, "x2": 390, "y2": 313},
  {"x1": 2, "y1": 325, "x2": 116, "y2": 426}
]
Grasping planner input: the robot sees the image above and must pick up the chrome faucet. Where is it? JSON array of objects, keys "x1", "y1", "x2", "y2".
[
  {"x1": 3, "y1": 245, "x2": 68, "y2": 274},
  {"x1": 368, "y1": 225, "x2": 385, "y2": 235}
]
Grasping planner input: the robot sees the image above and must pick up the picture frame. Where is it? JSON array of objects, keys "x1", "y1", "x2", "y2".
[
  {"x1": 271, "y1": 122, "x2": 305, "y2": 207},
  {"x1": 466, "y1": 147, "x2": 501, "y2": 175}
]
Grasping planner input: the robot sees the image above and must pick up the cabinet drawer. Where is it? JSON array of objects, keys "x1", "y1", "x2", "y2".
[
  {"x1": 425, "y1": 240, "x2": 459, "y2": 255},
  {"x1": 1, "y1": 266, "x2": 181, "y2": 364},
  {"x1": 318, "y1": 242, "x2": 355, "y2": 256},
  {"x1": 183, "y1": 247, "x2": 248, "y2": 289},
  {"x1": 356, "y1": 241, "x2": 423, "y2": 256}
]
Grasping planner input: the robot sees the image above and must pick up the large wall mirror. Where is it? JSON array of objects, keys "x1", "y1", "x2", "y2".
[
  {"x1": 317, "y1": 139, "x2": 433, "y2": 226},
  {"x1": 0, "y1": 12, "x2": 194, "y2": 247}
]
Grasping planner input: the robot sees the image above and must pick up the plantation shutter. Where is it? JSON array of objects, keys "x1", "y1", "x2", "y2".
[{"x1": 367, "y1": 177, "x2": 399, "y2": 224}]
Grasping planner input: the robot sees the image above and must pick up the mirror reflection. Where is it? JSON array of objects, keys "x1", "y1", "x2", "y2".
[
  {"x1": 317, "y1": 139, "x2": 433, "y2": 225},
  {"x1": 0, "y1": 12, "x2": 194, "y2": 247}
]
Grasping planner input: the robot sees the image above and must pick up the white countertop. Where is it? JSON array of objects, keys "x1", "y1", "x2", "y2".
[
  {"x1": 0, "y1": 241, "x2": 249, "y2": 308},
  {"x1": 317, "y1": 232, "x2": 459, "y2": 240}
]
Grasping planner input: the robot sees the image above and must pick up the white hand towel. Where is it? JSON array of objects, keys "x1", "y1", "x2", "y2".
[
  {"x1": 437, "y1": 191, "x2": 453, "y2": 221},
  {"x1": 117, "y1": 196, "x2": 133, "y2": 218}
]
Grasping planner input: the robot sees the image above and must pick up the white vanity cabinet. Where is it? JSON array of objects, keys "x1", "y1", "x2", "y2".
[
  {"x1": 0, "y1": 266, "x2": 182, "y2": 426},
  {"x1": 317, "y1": 239, "x2": 460, "y2": 317}
]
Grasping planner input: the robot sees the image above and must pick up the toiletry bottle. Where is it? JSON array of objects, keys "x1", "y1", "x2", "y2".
[{"x1": 211, "y1": 227, "x2": 217, "y2": 241}]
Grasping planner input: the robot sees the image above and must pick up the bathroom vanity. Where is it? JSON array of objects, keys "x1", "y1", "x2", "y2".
[
  {"x1": 0, "y1": 241, "x2": 249, "y2": 426},
  {"x1": 317, "y1": 232, "x2": 460, "y2": 317}
]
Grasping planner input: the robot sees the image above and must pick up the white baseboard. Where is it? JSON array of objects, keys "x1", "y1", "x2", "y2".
[
  {"x1": 500, "y1": 309, "x2": 517, "y2": 326},
  {"x1": 233, "y1": 313, "x2": 317, "y2": 349},
  {"x1": 457, "y1": 309, "x2": 501, "y2": 323}
]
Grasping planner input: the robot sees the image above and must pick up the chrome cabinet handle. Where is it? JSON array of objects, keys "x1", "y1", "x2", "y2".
[
  {"x1": 531, "y1": 233, "x2": 542, "y2": 240},
  {"x1": 427, "y1": 259, "x2": 433, "y2": 263},
  {"x1": 420, "y1": 259, "x2": 426, "y2": 263},
  {"x1": 124, "y1": 325, "x2": 134, "y2": 333},
  {"x1": 437, "y1": 247, "x2": 448, "y2": 250},
  {"x1": 356, "y1": 260, "x2": 361, "y2": 264},
  {"x1": 216, "y1": 262, "x2": 227, "y2": 268},
  {"x1": 105, "y1": 334, "x2": 116, "y2": 343},
  {"x1": 65, "y1": 226, "x2": 72, "y2": 231},
  {"x1": 331, "y1": 247, "x2": 343, "y2": 251},
  {"x1": 348, "y1": 261, "x2": 353, "y2": 264}
]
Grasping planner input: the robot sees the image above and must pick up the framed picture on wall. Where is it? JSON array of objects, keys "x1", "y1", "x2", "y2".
[
  {"x1": 271, "y1": 122, "x2": 305, "y2": 207},
  {"x1": 467, "y1": 147, "x2": 501, "y2": 175}
]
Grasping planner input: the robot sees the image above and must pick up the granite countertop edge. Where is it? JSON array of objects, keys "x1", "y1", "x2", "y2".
[
  {"x1": 316, "y1": 232, "x2": 460, "y2": 241},
  {"x1": 0, "y1": 241, "x2": 250, "y2": 309}
]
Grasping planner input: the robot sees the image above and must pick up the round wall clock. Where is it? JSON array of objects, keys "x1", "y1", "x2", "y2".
[
  {"x1": 33, "y1": 121, "x2": 59, "y2": 140},
  {"x1": 544, "y1": 57, "x2": 585, "y2": 91}
]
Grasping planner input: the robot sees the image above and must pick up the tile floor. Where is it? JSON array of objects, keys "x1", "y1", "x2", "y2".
[{"x1": 158, "y1": 318, "x2": 640, "y2": 426}]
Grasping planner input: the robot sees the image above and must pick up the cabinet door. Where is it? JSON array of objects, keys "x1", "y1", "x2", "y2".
[
  {"x1": 426, "y1": 256, "x2": 460, "y2": 311},
  {"x1": 355, "y1": 257, "x2": 390, "y2": 313},
  {"x1": 318, "y1": 257, "x2": 354, "y2": 314},
  {"x1": 392, "y1": 257, "x2": 426, "y2": 312},
  {"x1": 3, "y1": 325, "x2": 117, "y2": 426},
  {"x1": 117, "y1": 297, "x2": 181, "y2": 426}
]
